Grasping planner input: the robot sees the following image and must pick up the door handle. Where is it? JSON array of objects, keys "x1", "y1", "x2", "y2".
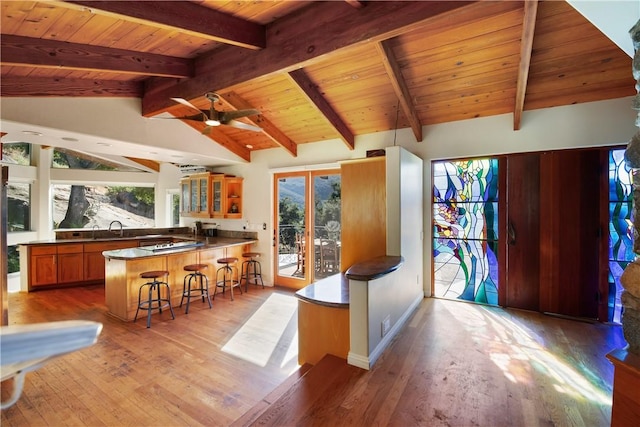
[{"x1": 508, "y1": 221, "x2": 516, "y2": 245}]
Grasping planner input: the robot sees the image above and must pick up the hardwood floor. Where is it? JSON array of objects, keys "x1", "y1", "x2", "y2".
[{"x1": 1, "y1": 286, "x2": 626, "y2": 426}]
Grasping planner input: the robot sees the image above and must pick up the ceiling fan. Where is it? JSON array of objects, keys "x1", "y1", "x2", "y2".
[{"x1": 167, "y1": 92, "x2": 262, "y2": 134}]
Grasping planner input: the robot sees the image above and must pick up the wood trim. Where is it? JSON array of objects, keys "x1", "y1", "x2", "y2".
[
  {"x1": 0, "y1": 77, "x2": 142, "y2": 97},
  {"x1": 220, "y1": 92, "x2": 297, "y2": 157},
  {"x1": 375, "y1": 40, "x2": 423, "y2": 142},
  {"x1": 513, "y1": 0, "x2": 538, "y2": 130},
  {"x1": 142, "y1": 1, "x2": 474, "y2": 115},
  {"x1": 65, "y1": 1, "x2": 266, "y2": 50},
  {"x1": 1, "y1": 35, "x2": 193, "y2": 78},
  {"x1": 287, "y1": 69, "x2": 355, "y2": 150}
]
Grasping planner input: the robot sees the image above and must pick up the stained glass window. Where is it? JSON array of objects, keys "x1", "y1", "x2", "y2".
[
  {"x1": 608, "y1": 149, "x2": 634, "y2": 324},
  {"x1": 433, "y1": 159, "x2": 499, "y2": 305}
]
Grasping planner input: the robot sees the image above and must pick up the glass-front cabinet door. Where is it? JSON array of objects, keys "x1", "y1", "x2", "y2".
[
  {"x1": 198, "y1": 176, "x2": 208, "y2": 214},
  {"x1": 211, "y1": 174, "x2": 224, "y2": 217},
  {"x1": 180, "y1": 179, "x2": 190, "y2": 214}
]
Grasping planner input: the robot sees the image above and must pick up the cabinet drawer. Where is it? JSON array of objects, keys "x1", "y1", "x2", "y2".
[
  {"x1": 57, "y1": 244, "x2": 84, "y2": 254},
  {"x1": 30, "y1": 246, "x2": 57, "y2": 256}
]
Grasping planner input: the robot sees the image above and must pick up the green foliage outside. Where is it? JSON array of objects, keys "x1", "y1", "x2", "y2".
[
  {"x1": 279, "y1": 196, "x2": 303, "y2": 252},
  {"x1": 107, "y1": 186, "x2": 155, "y2": 205},
  {"x1": 7, "y1": 246, "x2": 20, "y2": 274}
]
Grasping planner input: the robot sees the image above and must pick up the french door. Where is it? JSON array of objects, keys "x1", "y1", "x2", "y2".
[{"x1": 274, "y1": 170, "x2": 341, "y2": 289}]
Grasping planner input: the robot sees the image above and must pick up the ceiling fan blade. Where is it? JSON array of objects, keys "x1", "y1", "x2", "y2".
[
  {"x1": 150, "y1": 113, "x2": 206, "y2": 122},
  {"x1": 220, "y1": 109, "x2": 260, "y2": 122},
  {"x1": 202, "y1": 126, "x2": 212, "y2": 135},
  {"x1": 171, "y1": 97, "x2": 205, "y2": 114},
  {"x1": 226, "y1": 120, "x2": 263, "y2": 132}
]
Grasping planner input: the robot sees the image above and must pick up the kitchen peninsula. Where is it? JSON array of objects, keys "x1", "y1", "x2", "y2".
[{"x1": 103, "y1": 234, "x2": 257, "y2": 321}]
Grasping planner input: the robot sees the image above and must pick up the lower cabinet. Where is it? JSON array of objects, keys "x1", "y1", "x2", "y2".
[
  {"x1": 83, "y1": 240, "x2": 139, "y2": 282},
  {"x1": 29, "y1": 246, "x2": 58, "y2": 287},
  {"x1": 57, "y1": 244, "x2": 84, "y2": 284},
  {"x1": 25, "y1": 240, "x2": 142, "y2": 291}
]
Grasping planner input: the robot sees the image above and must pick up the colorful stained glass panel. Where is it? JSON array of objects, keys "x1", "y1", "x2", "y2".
[{"x1": 432, "y1": 158, "x2": 499, "y2": 306}]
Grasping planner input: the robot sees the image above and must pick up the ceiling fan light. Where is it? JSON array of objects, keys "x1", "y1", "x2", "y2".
[{"x1": 205, "y1": 119, "x2": 221, "y2": 126}]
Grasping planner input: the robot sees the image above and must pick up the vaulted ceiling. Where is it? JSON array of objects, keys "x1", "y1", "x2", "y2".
[{"x1": 1, "y1": 1, "x2": 635, "y2": 163}]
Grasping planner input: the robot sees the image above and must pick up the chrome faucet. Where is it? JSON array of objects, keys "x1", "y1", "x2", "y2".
[
  {"x1": 108, "y1": 220, "x2": 123, "y2": 237},
  {"x1": 91, "y1": 224, "x2": 99, "y2": 239}
]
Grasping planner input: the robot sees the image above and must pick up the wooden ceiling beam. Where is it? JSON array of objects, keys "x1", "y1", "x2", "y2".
[
  {"x1": 142, "y1": 1, "x2": 474, "y2": 116},
  {"x1": 376, "y1": 40, "x2": 423, "y2": 142},
  {"x1": 288, "y1": 69, "x2": 355, "y2": 150},
  {"x1": 0, "y1": 35, "x2": 192, "y2": 78},
  {"x1": 65, "y1": 1, "x2": 266, "y2": 50},
  {"x1": 513, "y1": 0, "x2": 538, "y2": 131},
  {"x1": 0, "y1": 76, "x2": 142, "y2": 97},
  {"x1": 218, "y1": 92, "x2": 298, "y2": 157},
  {"x1": 182, "y1": 121, "x2": 250, "y2": 162},
  {"x1": 125, "y1": 157, "x2": 160, "y2": 172}
]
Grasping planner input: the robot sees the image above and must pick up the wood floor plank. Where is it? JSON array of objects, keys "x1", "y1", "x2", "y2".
[{"x1": 2, "y1": 286, "x2": 624, "y2": 427}]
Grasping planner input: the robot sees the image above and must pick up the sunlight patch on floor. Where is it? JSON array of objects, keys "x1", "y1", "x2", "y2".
[
  {"x1": 442, "y1": 300, "x2": 612, "y2": 406},
  {"x1": 222, "y1": 292, "x2": 298, "y2": 367}
]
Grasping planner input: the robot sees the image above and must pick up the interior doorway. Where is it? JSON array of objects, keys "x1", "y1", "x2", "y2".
[{"x1": 274, "y1": 170, "x2": 341, "y2": 289}]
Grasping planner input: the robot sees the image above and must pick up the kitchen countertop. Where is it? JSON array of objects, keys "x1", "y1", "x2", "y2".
[
  {"x1": 295, "y1": 273, "x2": 349, "y2": 308},
  {"x1": 19, "y1": 234, "x2": 188, "y2": 245},
  {"x1": 102, "y1": 237, "x2": 257, "y2": 260}
]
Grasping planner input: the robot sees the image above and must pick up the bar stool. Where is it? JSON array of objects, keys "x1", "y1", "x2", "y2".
[
  {"x1": 214, "y1": 257, "x2": 242, "y2": 301},
  {"x1": 180, "y1": 264, "x2": 212, "y2": 314},
  {"x1": 241, "y1": 252, "x2": 264, "y2": 292},
  {"x1": 134, "y1": 270, "x2": 175, "y2": 328}
]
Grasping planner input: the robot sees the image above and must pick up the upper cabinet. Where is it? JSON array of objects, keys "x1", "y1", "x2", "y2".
[
  {"x1": 181, "y1": 173, "x2": 243, "y2": 219},
  {"x1": 180, "y1": 172, "x2": 211, "y2": 217},
  {"x1": 224, "y1": 177, "x2": 243, "y2": 219}
]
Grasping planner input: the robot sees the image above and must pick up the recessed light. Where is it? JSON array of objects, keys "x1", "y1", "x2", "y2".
[
  {"x1": 246, "y1": 144, "x2": 254, "y2": 149},
  {"x1": 96, "y1": 142, "x2": 111, "y2": 147},
  {"x1": 22, "y1": 130, "x2": 43, "y2": 136},
  {"x1": 62, "y1": 137, "x2": 78, "y2": 142},
  {"x1": 171, "y1": 155, "x2": 183, "y2": 158}
]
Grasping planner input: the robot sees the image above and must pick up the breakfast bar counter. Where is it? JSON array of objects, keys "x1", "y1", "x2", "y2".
[{"x1": 103, "y1": 237, "x2": 256, "y2": 321}]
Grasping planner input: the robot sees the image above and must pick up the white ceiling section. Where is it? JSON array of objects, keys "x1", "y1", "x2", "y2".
[
  {"x1": 0, "y1": 98, "x2": 247, "y2": 167},
  {"x1": 567, "y1": 0, "x2": 640, "y2": 57}
]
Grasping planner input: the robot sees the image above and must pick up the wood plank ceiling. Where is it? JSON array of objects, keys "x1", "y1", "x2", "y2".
[{"x1": 0, "y1": 1, "x2": 634, "y2": 162}]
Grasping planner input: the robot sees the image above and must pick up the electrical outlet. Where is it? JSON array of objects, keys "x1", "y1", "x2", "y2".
[{"x1": 381, "y1": 315, "x2": 391, "y2": 337}]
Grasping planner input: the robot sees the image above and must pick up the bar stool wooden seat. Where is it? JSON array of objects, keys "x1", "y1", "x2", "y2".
[
  {"x1": 241, "y1": 252, "x2": 264, "y2": 291},
  {"x1": 180, "y1": 264, "x2": 212, "y2": 314},
  {"x1": 134, "y1": 270, "x2": 175, "y2": 328},
  {"x1": 214, "y1": 257, "x2": 242, "y2": 301}
]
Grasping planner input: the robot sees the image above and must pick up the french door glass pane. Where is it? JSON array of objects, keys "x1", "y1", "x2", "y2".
[
  {"x1": 277, "y1": 176, "x2": 306, "y2": 279},
  {"x1": 313, "y1": 174, "x2": 341, "y2": 280}
]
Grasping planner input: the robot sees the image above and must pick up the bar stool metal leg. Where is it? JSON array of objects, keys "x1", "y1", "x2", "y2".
[
  {"x1": 134, "y1": 271, "x2": 175, "y2": 328},
  {"x1": 180, "y1": 264, "x2": 212, "y2": 314},
  {"x1": 241, "y1": 252, "x2": 264, "y2": 292}
]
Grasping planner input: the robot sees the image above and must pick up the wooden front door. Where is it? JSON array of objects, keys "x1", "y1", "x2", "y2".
[
  {"x1": 505, "y1": 149, "x2": 604, "y2": 319},
  {"x1": 505, "y1": 153, "x2": 541, "y2": 311}
]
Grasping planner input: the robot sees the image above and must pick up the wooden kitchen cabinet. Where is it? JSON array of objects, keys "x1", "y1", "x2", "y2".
[
  {"x1": 29, "y1": 245, "x2": 58, "y2": 287},
  {"x1": 211, "y1": 174, "x2": 224, "y2": 217},
  {"x1": 84, "y1": 240, "x2": 139, "y2": 282},
  {"x1": 57, "y1": 244, "x2": 84, "y2": 284},
  {"x1": 180, "y1": 172, "x2": 243, "y2": 218},
  {"x1": 181, "y1": 172, "x2": 213, "y2": 217},
  {"x1": 224, "y1": 177, "x2": 243, "y2": 219}
]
